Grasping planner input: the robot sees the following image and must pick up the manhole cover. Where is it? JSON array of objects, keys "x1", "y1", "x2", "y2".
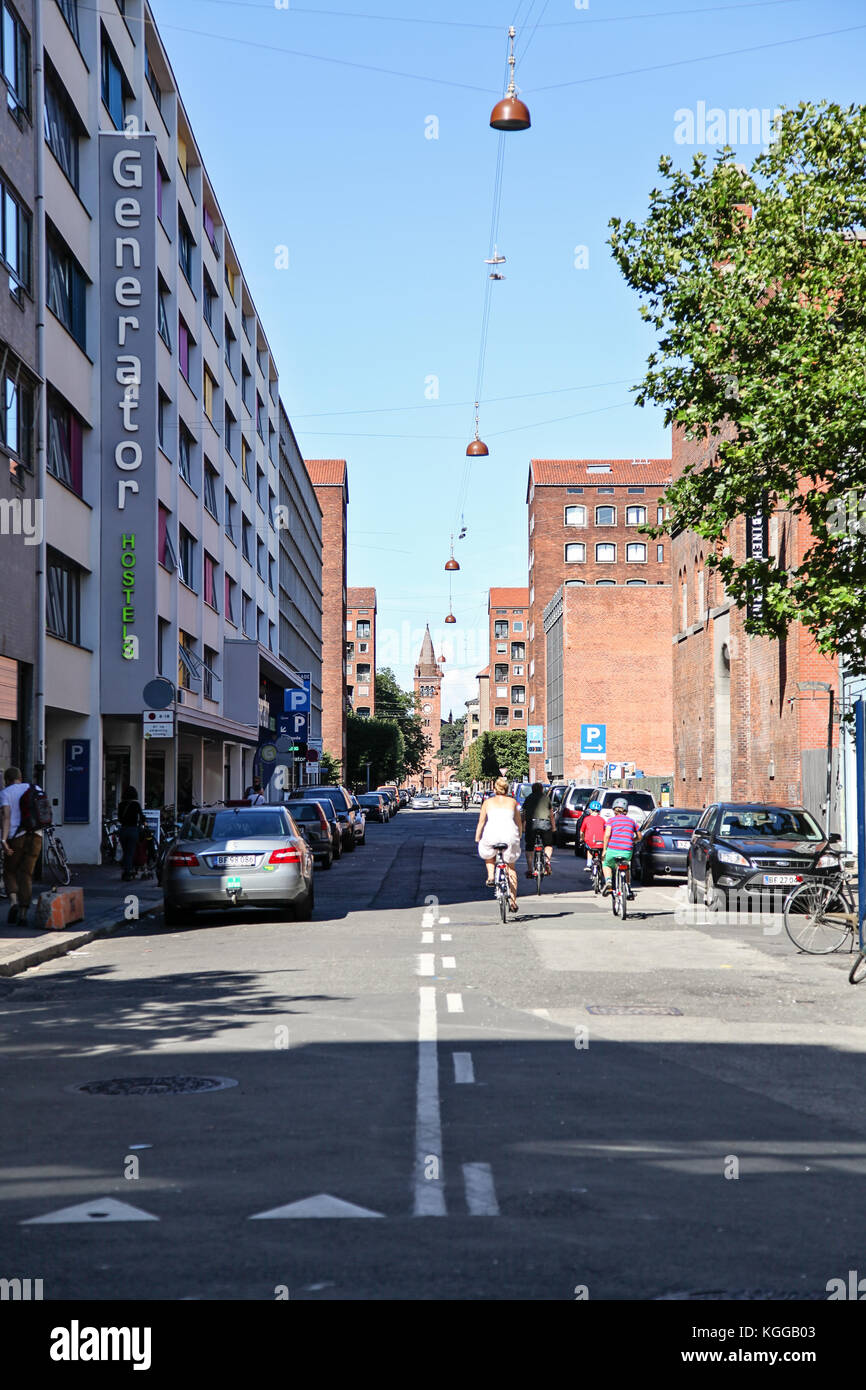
[
  {"x1": 68, "y1": 1076, "x2": 238, "y2": 1096},
  {"x1": 586, "y1": 1005, "x2": 683, "y2": 1016}
]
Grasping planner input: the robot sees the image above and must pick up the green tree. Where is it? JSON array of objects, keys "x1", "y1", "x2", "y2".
[
  {"x1": 437, "y1": 715, "x2": 466, "y2": 773},
  {"x1": 374, "y1": 667, "x2": 429, "y2": 777},
  {"x1": 490, "y1": 730, "x2": 529, "y2": 782},
  {"x1": 478, "y1": 732, "x2": 500, "y2": 781},
  {"x1": 608, "y1": 101, "x2": 866, "y2": 667},
  {"x1": 346, "y1": 713, "x2": 404, "y2": 789},
  {"x1": 319, "y1": 750, "x2": 341, "y2": 784}
]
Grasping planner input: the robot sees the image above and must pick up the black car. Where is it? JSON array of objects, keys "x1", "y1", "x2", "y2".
[
  {"x1": 635, "y1": 808, "x2": 702, "y2": 885},
  {"x1": 687, "y1": 802, "x2": 842, "y2": 910},
  {"x1": 289, "y1": 785, "x2": 357, "y2": 851},
  {"x1": 287, "y1": 800, "x2": 336, "y2": 869},
  {"x1": 358, "y1": 792, "x2": 390, "y2": 822},
  {"x1": 294, "y1": 794, "x2": 342, "y2": 860}
]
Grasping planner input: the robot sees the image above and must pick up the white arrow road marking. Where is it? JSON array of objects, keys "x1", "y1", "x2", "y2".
[
  {"x1": 22, "y1": 1197, "x2": 159, "y2": 1224},
  {"x1": 453, "y1": 1052, "x2": 475, "y2": 1084},
  {"x1": 463, "y1": 1163, "x2": 500, "y2": 1216},
  {"x1": 421, "y1": 931, "x2": 434, "y2": 943},
  {"x1": 250, "y1": 1195, "x2": 384, "y2": 1219},
  {"x1": 416, "y1": 953, "x2": 435, "y2": 976},
  {"x1": 442, "y1": 956, "x2": 456, "y2": 969},
  {"x1": 413, "y1": 986, "x2": 445, "y2": 1216},
  {"x1": 446, "y1": 994, "x2": 463, "y2": 1013}
]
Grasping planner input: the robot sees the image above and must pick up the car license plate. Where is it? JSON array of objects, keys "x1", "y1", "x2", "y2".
[
  {"x1": 675, "y1": 840, "x2": 690, "y2": 849},
  {"x1": 762, "y1": 874, "x2": 801, "y2": 885},
  {"x1": 215, "y1": 854, "x2": 256, "y2": 868},
  {"x1": 225, "y1": 876, "x2": 242, "y2": 891}
]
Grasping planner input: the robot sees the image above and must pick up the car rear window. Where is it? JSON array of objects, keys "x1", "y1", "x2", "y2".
[
  {"x1": 290, "y1": 804, "x2": 323, "y2": 820},
  {"x1": 293, "y1": 788, "x2": 348, "y2": 812},
  {"x1": 603, "y1": 791, "x2": 655, "y2": 812},
  {"x1": 184, "y1": 811, "x2": 290, "y2": 840},
  {"x1": 656, "y1": 811, "x2": 700, "y2": 828}
]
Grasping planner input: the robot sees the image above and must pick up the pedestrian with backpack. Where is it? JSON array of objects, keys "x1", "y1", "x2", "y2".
[
  {"x1": 117, "y1": 786, "x2": 146, "y2": 882},
  {"x1": 0, "y1": 767, "x2": 48, "y2": 925}
]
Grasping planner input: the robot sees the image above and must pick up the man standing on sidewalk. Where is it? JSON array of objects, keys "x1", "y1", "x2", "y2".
[{"x1": 0, "y1": 768, "x2": 43, "y2": 926}]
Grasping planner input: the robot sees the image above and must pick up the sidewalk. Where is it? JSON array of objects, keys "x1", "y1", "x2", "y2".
[{"x1": 0, "y1": 862, "x2": 163, "y2": 979}]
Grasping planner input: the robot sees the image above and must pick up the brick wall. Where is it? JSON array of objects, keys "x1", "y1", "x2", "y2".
[{"x1": 312, "y1": 483, "x2": 347, "y2": 774}]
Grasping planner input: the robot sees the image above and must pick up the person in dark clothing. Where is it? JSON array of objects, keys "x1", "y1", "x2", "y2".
[
  {"x1": 117, "y1": 785, "x2": 145, "y2": 881},
  {"x1": 521, "y1": 781, "x2": 556, "y2": 878}
]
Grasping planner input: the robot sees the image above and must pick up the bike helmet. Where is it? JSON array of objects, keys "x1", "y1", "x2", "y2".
[
  {"x1": 612, "y1": 797, "x2": 629, "y2": 812},
  {"x1": 588, "y1": 800, "x2": 601, "y2": 812}
]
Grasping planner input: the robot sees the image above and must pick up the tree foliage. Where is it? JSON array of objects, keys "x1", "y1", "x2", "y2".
[
  {"x1": 608, "y1": 101, "x2": 866, "y2": 667},
  {"x1": 318, "y1": 750, "x2": 341, "y2": 785},
  {"x1": 373, "y1": 667, "x2": 429, "y2": 777},
  {"x1": 458, "y1": 730, "x2": 529, "y2": 784},
  {"x1": 346, "y1": 713, "x2": 404, "y2": 789},
  {"x1": 437, "y1": 716, "x2": 466, "y2": 771}
]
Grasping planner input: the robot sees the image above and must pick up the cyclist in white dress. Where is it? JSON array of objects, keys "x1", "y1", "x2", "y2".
[{"x1": 475, "y1": 777, "x2": 522, "y2": 910}]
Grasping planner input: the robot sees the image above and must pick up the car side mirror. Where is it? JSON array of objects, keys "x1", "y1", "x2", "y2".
[{"x1": 829, "y1": 832, "x2": 842, "y2": 843}]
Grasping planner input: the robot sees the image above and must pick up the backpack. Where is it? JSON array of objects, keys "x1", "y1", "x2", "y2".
[{"x1": 18, "y1": 784, "x2": 53, "y2": 832}]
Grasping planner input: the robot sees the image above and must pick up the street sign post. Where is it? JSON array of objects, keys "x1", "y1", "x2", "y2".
[{"x1": 143, "y1": 710, "x2": 174, "y2": 740}]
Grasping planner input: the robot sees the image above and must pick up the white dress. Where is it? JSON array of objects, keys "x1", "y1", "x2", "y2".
[{"x1": 478, "y1": 799, "x2": 521, "y2": 865}]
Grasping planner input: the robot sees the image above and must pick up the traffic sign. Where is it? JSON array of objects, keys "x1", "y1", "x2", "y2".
[
  {"x1": 527, "y1": 724, "x2": 543, "y2": 754},
  {"x1": 143, "y1": 678, "x2": 175, "y2": 710},
  {"x1": 143, "y1": 710, "x2": 174, "y2": 740},
  {"x1": 581, "y1": 724, "x2": 606, "y2": 756}
]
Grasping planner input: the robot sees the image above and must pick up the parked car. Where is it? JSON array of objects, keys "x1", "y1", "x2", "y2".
[
  {"x1": 398, "y1": 790, "x2": 409, "y2": 808},
  {"x1": 376, "y1": 786, "x2": 400, "y2": 814},
  {"x1": 349, "y1": 796, "x2": 367, "y2": 845},
  {"x1": 596, "y1": 788, "x2": 657, "y2": 827},
  {"x1": 286, "y1": 799, "x2": 336, "y2": 870},
  {"x1": 512, "y1": 782, "x2": 533, "y2": 806},
  {"x1": 410, "y1": 792, "x2": 436, "y2": 809},
  {"x1": 554, "y1": 785, "x2": 596, "y2": 847},
  {"x1": 305, "y1": 796, "x2": 343, "y2": 860},
  {"x1": 358, "y1": 792, "x2": 390, "y2": 822},
  {"x1": 635, "y1": 808, "x2": 702, "y2": 885},
  {"x1": 471, "y1": 790, "x2": 484, "y2": 805},
  {"x1": 162, "y1": 804, "x2": 315, "y2": 926},
  {"x1": 549, "y1": 783, "x2": 569, "y2": 813},
  {"x1": 448, "y1": 791, "x2": 463, "y2": 808},
  {"x1": 686, "y1": 802, "x2": 843, "y2": 910},
  {"x1": 288, "y1": 785, "x2": 357, "y2": 851}
]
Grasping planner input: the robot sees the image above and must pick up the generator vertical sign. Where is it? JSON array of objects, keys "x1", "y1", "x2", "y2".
[{"x1": 99, "y1": 132, "x2": 158, "y2": 713}]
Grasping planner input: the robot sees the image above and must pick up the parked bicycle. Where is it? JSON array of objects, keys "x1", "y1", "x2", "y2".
[
  {"x1": 42, "y1": 826, "x2": 71, "y2": 887},
  {"x1": 783, "y1": 869, "x2": 856, "y2": 955}
]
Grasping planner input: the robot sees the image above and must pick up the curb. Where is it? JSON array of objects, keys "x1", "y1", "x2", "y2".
[{"x1": 0, "y1": 896, "x2": 163, "y2": 979}]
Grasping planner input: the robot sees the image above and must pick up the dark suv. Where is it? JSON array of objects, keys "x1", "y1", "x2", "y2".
[{"x1": 289, "y1": 785, "x2": 357, "y2": 851}]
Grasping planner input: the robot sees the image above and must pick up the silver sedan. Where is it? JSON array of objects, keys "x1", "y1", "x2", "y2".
[{"x1": 162, "y1": 804, "x2": 314, "y2": 927}]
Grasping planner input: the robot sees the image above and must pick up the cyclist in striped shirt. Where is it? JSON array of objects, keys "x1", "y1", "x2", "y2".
[{"x1": 602, "y1": 798, "x2": 638, "y2": 899}]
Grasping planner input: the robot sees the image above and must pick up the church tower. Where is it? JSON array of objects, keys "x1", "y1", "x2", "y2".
[{"x1": 414, "y1": 625, "x2": 443, "y2": 790}]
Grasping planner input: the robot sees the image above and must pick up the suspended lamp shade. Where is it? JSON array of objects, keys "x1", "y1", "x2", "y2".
[
  {"x1": 466, "y1": 438, "x2": 489, "y2": 457},
  {"x1": 439, "y1": 654, "x2": 447, "y2": 663},
  {"x1": 490, "y1": 95, "x2": 531, "y2": 131},
  {"x1": 445, "y1": 613, "x2": 456, "y2": 625},
  {"x1": 445, "y1": 557, "x2": 460, "y2": 572}
]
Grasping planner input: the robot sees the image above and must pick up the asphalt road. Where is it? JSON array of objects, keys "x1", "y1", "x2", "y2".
[{"x1": 2, "y1": 807, "x2": 866, "y2": 1301}]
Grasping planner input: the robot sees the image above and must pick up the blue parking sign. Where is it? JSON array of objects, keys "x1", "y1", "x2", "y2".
[{"x1": 581, "y1": 724, "x2": 606, "y2": 757}]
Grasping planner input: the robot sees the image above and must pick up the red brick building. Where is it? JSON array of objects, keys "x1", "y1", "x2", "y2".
[
  {"x1": 414, "y1": 626, "x2": 443, "y2": 790},
  {"x1": 670, "y1": 426, "x2": 840, "y2": 825},
  {"x1": 526, "y1": 458, "x2": 673, "y2": 780},
  {"x1": 487, "y1": 588, "x2": 529, "y2": 732},
  {"x1": 543, "y1": 584, "x2": 674, "y2": 783},
  {"x1": 307, "y1": 460, "x2": 348, "y2": 777},
  {"x1": 346, "y1": 588, "x2": 377, "y2": 718}
]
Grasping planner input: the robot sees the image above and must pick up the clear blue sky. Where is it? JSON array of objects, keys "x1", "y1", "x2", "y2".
[{"x1": 150, "y1": 0, "x2": 866, "y2": 715}]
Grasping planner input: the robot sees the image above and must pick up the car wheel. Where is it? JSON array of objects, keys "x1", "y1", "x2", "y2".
[
  {"x1": 344, "y1": 834, "x2": 356, "y2": 853},
  {"x1": 319, "y1": 852, "x2": 332, "y2": 871},
  {"x1": 705, "y1": 868, "x2": 726, "y2": 912},
  {"x1": 686, "y1": 866, "x2": 699, "y2": 903},
  {"x1": 294, "y1": 881, "x2": 315, "y2": 921},
  {"x1": 163, "y1": 900, "x2": 185, "y2": 928}
]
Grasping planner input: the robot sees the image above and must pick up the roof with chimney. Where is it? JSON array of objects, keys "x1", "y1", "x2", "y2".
[{"x1": 528, "y1": 458, "x2": 671, "y2": 495}]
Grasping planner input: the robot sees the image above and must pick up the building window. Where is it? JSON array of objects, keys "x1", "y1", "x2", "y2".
[
  {"x1": 144, "y1": 45, "x2": 161, "y2": 109},
  {"x1": 513, "y1": 620, "x2": 524, "y2": 631},
  {"x1": 513, "y1": 664, "x2": 524, "y2": 677},
  {"x1": 225, "y1": 405, "x2": 235, "y2": 457},
  {"x1": 596, "y1": 484, "x2": 614, "y2": 493},
  {"x1": 178, "y1": 423, "x2": 194, "y2": 486},
  {"x1": 2, "y1": 1, "x2": 29, "y2": 115},
  {"x1": 204, "y1": 463, "x2": 219, "y2": 518},
  {"x1": 178, "y1": 630, "x2": 195, "y2": 690},
  {"x1": 356, "y1": 620, "x2": 371, "y2": 639},
  {"x1": 56, "y1": 0, "x2": 80, "y2": 46},
  {"x1": 241, "y1": 364, "x2": 252, "y2": 412},
  {"x1": 268, "y1": 555, "x2": 276, "y2": 593},
  {"x1": 595, "y1": 506, "x2": 616, "y2": 526},
  {"x1": 203, "y1": 205, "x2": 218, "y2": 255},
  {"x1": 224, "y1": 319, "x2": 236, "y2": 376},
  {"x1": 100, "y1": 32, "x2": 126, "y2": 129},
  {"x1": 564, "y1": 505, "x2": 586, "y2": 527},
  {"x1": 566, "y1": 486, "x2": 583, "y2": 494},
  {"x1": 225, "y1": 262, "x2": 237, "y2": 301},
  {"x1": 494, "y1": 663, "x2": 508, "y2": 683},
  {"x1": 596, "y1": 543, "x2": 616, "y2": 564},
  {"x1": 657, "y1": 506, "x2": 665, "y2": 525},
  {"x1": 157, "y1": 390, "x2": 169, "y2": 453},
  {"x1": 178, "y1": 527, "x2": 197, "y2": 590},
  {"x1": 203, "y1": 553, "x2": 218, "y2": 611},
  {"x1": 510, "y1": 642, "x2": 525, "y2": 660},
  {"x1": 255, "y1": 466, "x2": 265, "y2": 511},
  {"x1": 681, "y1": 583, "x2": 688, "y2": 629},
  {"x1": 178, "y1": 318, "x2": 190, "y2": 380},
  {"x1": 203, "y1": 646, "x2": 217, "y2": 701},
  {"x1": 565, "y1": 579, "x2": 585, "y2": 586},
  {"x1": 596, "y1": 579, "x2": 616, "y2": 586},
  {"x1": 203, "y1": 273, "x2": 217, "y2": 330},
  {"x1": 203, "y1": 368, "x2": 216, "y2": 422},
  {"x1": 494, "y1": 708, "x2": 509, "y2": 727},
  {"x1": 512, "y1": 708, "x2": 523, "y2": 719},
  {"x1": 626, "y1": 542, "x2": 647, "y2": 563},
  {"x1": 241, "y1": 517, "x2": 251, "y2": 563},
  {"x1": 511, "y1": 686, "x2": 525, "y2": 704},
  {"x1": 626, "y1": 579, "x2": 647, "y2": 586},
  {"x1": 44, "y1": 74, "x2": 79, "y2": 188},
  {"x1": 178, "y1": 214, "x2": 194, "y2": 284},
  {"x1": 156, "y1": 159, "x2": 167, "y2": 223},
  {"x1": 224, "y1": 490, "x2": 237, "y2": 544},
  {"x1": 46, "y1": 234, "x2": 85, "y2": 348},
  {"x1": 494, "y1": 620, "x2": 508, "y2": 639},
  {"x1": 240, "y1": 437, "x2": 250, "y2": 484},
  {"x1": 225, "y1": 574, "x2": 236, "y2": 624},
  {"x1": 698, "y1": 569, "x2": 705, "y2": 614},
  {"x1": 242, "y1": 592, "x2": 252, "y2": 636},
  {"x1": 157, "y1": 285, "x2": 172, "y2": 348},
  {"x1": 626, "y1": 506, "x2": 647, "y2": 526},
  {"x1": 1, "y1": 177, "x2": 31, "y2": 300},
  {"x1": 657, "y1": 544, "x2": 664, "y2": 562},
  {"x1": 1, "y1": 365, "x2": 33, "y2": 470},
  {"x1": 46, "y1": 549, "x2": 82, "y2": 643},
  {"x1": 158, "y1": 505, "x2": 177, "y2": 571},
  {"x1": 46, "y1": 388, "x2": 82, "y2": 493},
  {"x1": 256, "y1": 392, "x2": 265, "y2": 438},
  {"x1": 565, "y1": 543, "x2": 585, "y2": 564},
  {"x1": 256, "y1": 538, "x2": 265, "y2": 579},
  {"x1": 357, "y1": 664, "x2": 371, "y2": 682}
]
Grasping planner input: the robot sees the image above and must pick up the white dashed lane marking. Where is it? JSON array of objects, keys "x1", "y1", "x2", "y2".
[
  {"x1": 453, "y1": 1052, "x2": 474, "y2": 1084},
  {"x1": 442, "y1": 956, "x2": 456, "y2": 969},
  {"x1": 462, "y1": 1163, "x2": 500, "y2": 1216},
  {"x1": 416, "y1": 954, "x2": 435, "y2": 977},
  {"x1": 446, "y1": 994, "x2": 464, "y2": 1013}
]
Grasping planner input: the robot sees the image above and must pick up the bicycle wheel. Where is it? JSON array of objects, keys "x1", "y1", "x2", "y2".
[
  {"x1": 535, "y1": 853, "x2": 543, "y2": 895},
  {"x1": 784, "y1": 881, "x2": 851, "y2": 954},
  {"x1": 43, "y1": 837, "x2": 70, "y2": 887},
  {"x1": 620, "y1": 869, "x2": 628, "y2": 921},
  {"x1": 611, "y1": 872, "x2": 620, "y2": 918},
  {"x1": 498, "y1": 885, "x2": 508, "y2": 923}
]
